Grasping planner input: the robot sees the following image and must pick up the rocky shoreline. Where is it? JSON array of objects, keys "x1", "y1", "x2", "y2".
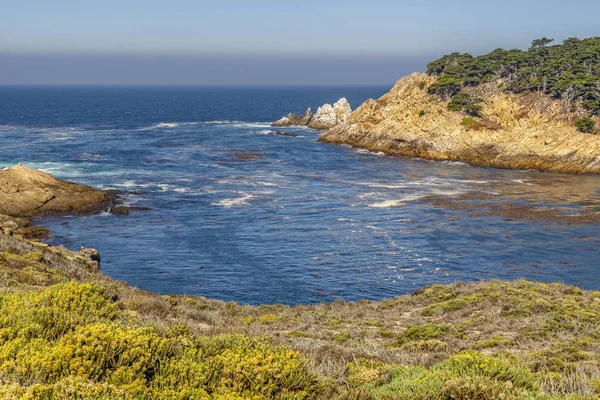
[{"x1": 274, "y1": 73, "x2": 600, "y2": 175}]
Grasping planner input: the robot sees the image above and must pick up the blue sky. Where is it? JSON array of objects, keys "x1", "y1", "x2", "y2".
[{"x1": 1, "y1": 0, "x2": 599, "y2": 85}]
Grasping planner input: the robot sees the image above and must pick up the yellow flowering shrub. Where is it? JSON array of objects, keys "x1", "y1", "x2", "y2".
[{"x1": 0, "y1": 283, "x2": 319, "y2": 399}]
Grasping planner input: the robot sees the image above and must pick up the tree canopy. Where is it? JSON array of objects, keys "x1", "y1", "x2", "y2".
[{"x1": 426, "y1": 37, "x2": 600, "y2": 115}]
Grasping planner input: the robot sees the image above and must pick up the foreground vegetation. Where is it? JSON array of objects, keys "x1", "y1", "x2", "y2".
[{"x1": 0, "y1": 228, "x2": 599, "y2": 399}]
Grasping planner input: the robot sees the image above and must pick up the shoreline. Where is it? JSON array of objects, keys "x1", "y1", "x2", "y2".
[{"x1": 0, "y1": 168, "x2": 599, "y2": 397}]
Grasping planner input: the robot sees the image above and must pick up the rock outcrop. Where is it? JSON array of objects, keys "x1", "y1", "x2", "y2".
[
  {"x1": 308, "y1": 98, "x2": 352, "y2": 129},
  {"x1": 272, "y1": 108, "x2": 313, "y2": 127},
  {"x1": 319, "y1": 73, "x2": 600, "y2": 174},
  {"x1": 272, "y1": 98, "x2": 352, "y2": 129},
  {"x1": 0, "y1": 164, "x2": 111, "y2": 217}
]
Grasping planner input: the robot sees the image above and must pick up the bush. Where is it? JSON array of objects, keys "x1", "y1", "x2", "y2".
[
  {"x1": 373, "y1": 351, "x2": 540, "y2": 400},
  {"x1": 575, "y1": 117, "x2": 596, "y2": 133},
  {"x1": 0, "y1": 282, "x2": 320, "y2": 399},
  {"x1": 447, "y1": 92, "x2": 483, "y2": 116}
]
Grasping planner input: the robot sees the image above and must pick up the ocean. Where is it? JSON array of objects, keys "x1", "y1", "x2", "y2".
[{"x1": 1, "y1": 85, "x2": 599, "y2": 304}]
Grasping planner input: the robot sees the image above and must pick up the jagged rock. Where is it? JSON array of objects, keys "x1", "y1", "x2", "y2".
[
  {"x1": 333, "y1": 98, "x2": 352, "y2": 124},
  {"x1": 300, "y1": 108, "x2": 313, "y2": 125},
  {"x1": 0, "y1": 164, "x2": 111, "y2": 217},
  {"x1": 307, "y1": 98, "x2": 352, "y2": 129},
  {"x1": 272, "y1": 100, "x2": 351, "y2": 129},
  {"x1": 272, "y1": 115, "x2": 293, "y2": 127},
  {"x1": 272, "y1": 108, "x2": 312, "y2": 127}
]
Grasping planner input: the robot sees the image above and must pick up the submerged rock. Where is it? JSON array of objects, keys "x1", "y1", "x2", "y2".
[
  {"x1": 272, "y1": 99, "x2": 351, "y2": 130},
  {"x1": 111, "y1": 206, "x2": 150, "y2": 216},
  {"x1": 271, "y1": 131, "x2": 298, "y2": 137},
  {"x1": 0, "y1": 164, "x2": 111, "y2": 217}
]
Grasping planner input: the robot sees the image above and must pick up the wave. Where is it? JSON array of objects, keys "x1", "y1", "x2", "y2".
[
  {"x1": 211, "y1": 193, "x2": 254, "y2": 207},
  {"x1": 368, "y1": 195, "x2": 428, "y2": 208},
  {"x1": 137, "y1": 121, "x2": 271, "y2": 131},
  {"x1": 367, "y1": 188, "x2": 466, "y2": 208},
  {"x1": 356, "y1": 149, "x2": 386, "y2": 156}
]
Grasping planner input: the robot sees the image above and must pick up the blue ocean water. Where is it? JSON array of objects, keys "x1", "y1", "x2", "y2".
[{"x1": 1, "y1": 86, "x2": 599, "y2": 305}]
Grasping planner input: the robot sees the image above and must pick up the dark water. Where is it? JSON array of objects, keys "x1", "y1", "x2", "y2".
[{"x1": 1, "y1": 86, "x2": 599, "y2": 304}]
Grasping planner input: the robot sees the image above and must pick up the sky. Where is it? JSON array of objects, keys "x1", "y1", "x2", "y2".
[{"x1": 1, "y1": 0, "x2": 599, "y2": 85}]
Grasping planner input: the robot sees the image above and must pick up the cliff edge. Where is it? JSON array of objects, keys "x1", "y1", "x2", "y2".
[{"x1": 319, "y1": 73, "x2": 600, "y2": 174}]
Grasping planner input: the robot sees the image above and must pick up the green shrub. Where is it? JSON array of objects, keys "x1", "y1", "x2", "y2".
[
  {"x1": 373, "y1": 351, "x2": 539, "y2": 399},
  {"x1": 575, "y1": 117, "x2": 596, "y2": 133},
  {"x1": 447, "y1": 92, "x2": 483, "y2": 116},
  {"x1": 461, "y1": 117, "x2": 475, "y2": 126},
  {"x1": 0, "y1": 282, "x2": 319, "y2": 399},
  {"x1": 422, "y1": 294, "x2": 484, "y2": 316},
  {"x1": 395, "y1": 324, "x2": 451, "y2": 346}
]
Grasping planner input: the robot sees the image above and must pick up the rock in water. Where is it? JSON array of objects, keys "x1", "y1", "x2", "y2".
[
  {"x1": 272, "y1": 99, "x2": 351, "y2": 129},
  {"x1": 0, "y1": 164, "x2": 110, "y2": 217},
  {"x1": 333, "y1": 98, "x2": 352, "y2": 124},
  {"x1": 272, "y1": 108, "x2": 312, "y2": 127},
  {"x1": 111, "y1": 206, "x2": 151, "y2": 216},
  {"x1": 300, "y1": 108, "x2": 313, "y2": 125}
]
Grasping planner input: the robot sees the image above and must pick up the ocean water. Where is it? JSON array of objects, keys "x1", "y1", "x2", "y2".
[{"x1": 1, "y1": 86, "x2": 599, "y2": 305}]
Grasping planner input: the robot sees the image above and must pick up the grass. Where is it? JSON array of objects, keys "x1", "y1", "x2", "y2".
[{"x1": 0, "y1": 222, "x2": 599, "y2": 399}]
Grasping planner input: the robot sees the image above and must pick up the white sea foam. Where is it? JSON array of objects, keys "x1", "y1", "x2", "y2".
[
  {"x1": 356, "y1": 149, "x2": 386, "y2": 156},
  {"x1": 367, "y1": 189, "x2": 462, "y2": 208},
  {"x1": 212, "y1": 193, "x2": 254, "y2": 207},
  {"x1": 114, "y1": 181, "x2": 153, "y2": 189},
  {"x1": 231, "y1": 122, "x2": 272, "y2": 129},
  {"x1": 512, "y1": 179, "x2": 535, "y2": 186},
  {"x1": 139, "y1": 122, "x2": 206, "y2": 131},
  {"x1": 157, "y1": 184, "x2": 173, "y2": 192},
  {"x1": 203, "y1": 120, "x2": 244, "y2": 124},
  {"x1": 368, "y1": 197, "x2": 417, "y2": 208}
]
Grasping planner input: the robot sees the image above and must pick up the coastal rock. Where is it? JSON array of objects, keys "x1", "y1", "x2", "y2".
[
  {"x1": 272, "y1": 108, "x2": 312, "y2": 127},
  {"x1": 0, "y1": 164, "x2": 110, "y2": 217},
  {"x1": 308, "y1": 98, "x2": 352, "y2": 130},
  {"x1": 272, "y1": 99, "x2": 351, "y2": 129},
  {"x1": 319, "y1": 73, "x2": 600, "y2": 174},
  {"x1": 271, "y1": 131, "x2": 298, "y2": 137},
  {"x1": 0, "y1": 213, "x2": 50, "y2": 239},
  {"x1": 111, "y1": 206, "x2": 150, "y2": 216},
  {"x1": 300, "y1": 108, "x2": 313, "y2": 125}
]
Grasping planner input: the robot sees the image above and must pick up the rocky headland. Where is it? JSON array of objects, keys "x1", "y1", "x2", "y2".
[{"x1": 317, "y1": 73, "x2": 600, "y2": 174}]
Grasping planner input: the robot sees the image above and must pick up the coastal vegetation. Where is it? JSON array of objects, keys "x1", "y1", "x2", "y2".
[
  {"x1": 0, "y1": 225, "x2": 599, "y2": 399},
  {"x1": 427, "y1": 36, "x2": 600, "y2": 132}
]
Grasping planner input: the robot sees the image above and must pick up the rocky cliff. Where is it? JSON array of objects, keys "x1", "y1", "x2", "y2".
[
  {"x1": 319, "y1": 73, "x2": 600, "y2": 174},
  {"x1": 0, "y1": 164, "x2": 111, "y2": 216}
]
